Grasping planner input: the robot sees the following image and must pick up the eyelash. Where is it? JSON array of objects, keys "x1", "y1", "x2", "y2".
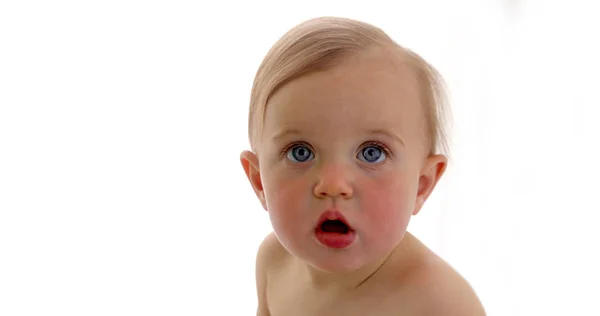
[
  {"x1": 360, "y1": 141, "x2": 393, "y2": 158},
  {"x1": 279, "y1": 141, "x2": 312, "y2": 157},
  {"x1": 279, "y1": 141, "x2": 393, "y2": 158}
]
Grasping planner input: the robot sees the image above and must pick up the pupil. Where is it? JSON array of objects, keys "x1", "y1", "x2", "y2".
[
  {"x1": 293, "y1": 147, "x2": 309, "y2": 161},
  {"x1": 364, "y1": 147, "x2": 381, "y2": 162}
]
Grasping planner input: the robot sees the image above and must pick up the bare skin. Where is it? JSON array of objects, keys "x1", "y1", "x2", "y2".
[
  {"x1": 243, "y1": 47, "x2": 486, "y2": 316},
  {"x1": 256, "y1": 231, "x2": 485, "y2": 316}
]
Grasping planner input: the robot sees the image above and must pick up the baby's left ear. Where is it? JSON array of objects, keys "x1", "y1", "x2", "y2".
[{"x1": 413, "y1": 154, "x2": 447, "y2": 215}]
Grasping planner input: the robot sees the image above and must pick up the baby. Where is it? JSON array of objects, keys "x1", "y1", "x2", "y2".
[{"x1": 240, "y1": 16, "x2": 486, "y2": 316}]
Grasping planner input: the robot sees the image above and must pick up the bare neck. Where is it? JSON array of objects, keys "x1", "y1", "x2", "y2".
[{"x1": 302, "y1": 232, "x2": 419, "y2": 292}]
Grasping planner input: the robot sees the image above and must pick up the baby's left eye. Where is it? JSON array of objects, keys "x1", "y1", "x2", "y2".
[{"x1": 357, "y1": 145, "x2": 387, "y2": 163}]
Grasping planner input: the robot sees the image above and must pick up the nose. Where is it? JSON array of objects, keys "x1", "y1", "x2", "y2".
[{"x1": 313, "y1": 162, "x2": 354, "y2": 199}]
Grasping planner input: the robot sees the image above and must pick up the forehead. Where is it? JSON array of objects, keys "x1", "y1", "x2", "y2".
[{"x1": 263, "y1": 50, "x2": 424, "y2": 144}]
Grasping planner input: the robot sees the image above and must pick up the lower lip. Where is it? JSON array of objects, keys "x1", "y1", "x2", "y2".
[{"x1": 315, "y1": 230, "x2": 356, "y2": 249}]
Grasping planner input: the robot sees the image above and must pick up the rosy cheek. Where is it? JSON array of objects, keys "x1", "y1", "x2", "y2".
[
  {"x1": 359, "y1": 175, "x2": 412, "y2": 232},
  {"x1": 264, "y1": 173, "x2": 307, "y2": 212}
]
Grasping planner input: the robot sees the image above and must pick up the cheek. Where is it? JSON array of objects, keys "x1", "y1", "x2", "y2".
[
  {"x1": 359, "y1": 173, "x2": 417, "y2": 233},
  {"x1": 261, "y1": 171, "x2": 313, "y2": 249},
  {"x1": 262, "y1": 171, "x2": 309, "y2": 219}
]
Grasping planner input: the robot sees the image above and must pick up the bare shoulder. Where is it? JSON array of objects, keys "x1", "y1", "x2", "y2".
[
  {"x1": 398, "y1": 238, "x2": 486, "y2": 316},
  {"x1": 255, "y1": 232, "x2": 288, "y2": 316},
  {"x1": 413, "y1": 261, "x2": 486, "y2": 315},
  {"x1": 256, "y1": 231, "x2": 289, "y2": 272}
]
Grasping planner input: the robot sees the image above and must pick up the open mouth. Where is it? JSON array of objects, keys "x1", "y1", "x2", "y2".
[
  {"x1": 315, "y1": 210, "x2": 353, "y2": 234},
  {"x1": 314, "y1": 210, "x2": 356, "y2": 249},
  {"x1": 320, "y1": 219, "x2": 349, "y2": 234}
]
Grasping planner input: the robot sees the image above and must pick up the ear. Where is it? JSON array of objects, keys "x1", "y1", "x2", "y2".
[
  {"x1": 240, "y1": 150, "x2": 267, "y2": 210},
  {"x1": 413, "y1": 154, "x2": 447, "y2": 216}
]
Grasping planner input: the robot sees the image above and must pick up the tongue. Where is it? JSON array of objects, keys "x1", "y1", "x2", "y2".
[{"x1": 321, "y1": 220, "x2": 348, "y2": 234}]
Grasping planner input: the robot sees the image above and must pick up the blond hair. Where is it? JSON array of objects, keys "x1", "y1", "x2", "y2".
[{"x1": 247, "y1": 16, "x2": 451, "y2": 157}]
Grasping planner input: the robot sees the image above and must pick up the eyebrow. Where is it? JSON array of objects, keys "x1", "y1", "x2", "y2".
[
  {"x1": 367, "y1": 129, "x2": 405, "y2": 147},
  {"x1": 271, "y1": 128, "x2": 404, "y2": 146},
  {"x1": 271, "y1": 129, "x2": 302, "y2": 142}
]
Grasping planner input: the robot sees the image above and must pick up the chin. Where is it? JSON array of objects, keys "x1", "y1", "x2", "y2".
[
  {"x1": 304, "y1": 249, "x2": 370, "y2": 273},
  {"x1": 311, "y1": 261, "x2": 365, "y2": 274}
]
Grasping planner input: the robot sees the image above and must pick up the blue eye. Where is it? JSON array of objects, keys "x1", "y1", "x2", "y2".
[
  {"x1": 286, "y1": 145, "x2": 314, "y2": 163},
  {"x1": 357, "y1": 145, "x2": 386, "y2": 163}
]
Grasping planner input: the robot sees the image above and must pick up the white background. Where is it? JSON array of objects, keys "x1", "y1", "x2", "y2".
[{"x1": 1, "y1": 0, "x2": 599, "y2": 315}]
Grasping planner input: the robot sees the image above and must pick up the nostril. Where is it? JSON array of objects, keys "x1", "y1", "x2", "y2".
[{"x1": 314, "y1": 181, "x2": 353, "y2": 198}]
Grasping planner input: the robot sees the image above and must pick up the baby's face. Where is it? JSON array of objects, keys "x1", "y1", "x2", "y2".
[{"x1": 250, "y1": 50, "x2": 445, "y2": 273}]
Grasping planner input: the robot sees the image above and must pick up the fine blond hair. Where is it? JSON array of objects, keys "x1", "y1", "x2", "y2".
[{"x1": 247, "y1": 16, "x2": 450, "y2": 157}]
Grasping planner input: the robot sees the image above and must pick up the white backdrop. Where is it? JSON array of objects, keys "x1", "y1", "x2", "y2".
[{"x1": 1, "y1": 1, "x2": 599, "y2": 315}]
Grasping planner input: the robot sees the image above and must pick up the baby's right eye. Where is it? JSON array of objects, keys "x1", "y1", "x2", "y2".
[{"x1": 286, "y1": 145, "x2": 314, "y2": 163}]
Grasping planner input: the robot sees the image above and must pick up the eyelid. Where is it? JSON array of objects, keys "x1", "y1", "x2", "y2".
[
  {"x1": 360, "y1": 141, "x2": 393, "y2": 156},
  {"x1": 280, "y1": 141, "x2": 313, "y2": 157},
  {"x1": 278, "y1": 141, "x2": 393, "y2": 159}
]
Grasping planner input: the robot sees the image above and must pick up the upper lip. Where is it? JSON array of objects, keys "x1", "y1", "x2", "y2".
[{"x1": 316, "y1": 209, "x2": 353, "y2": 230}]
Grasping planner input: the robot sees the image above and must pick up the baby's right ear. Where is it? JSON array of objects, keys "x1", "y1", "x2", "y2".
[{"x1": 240, "y1": 150, "x2": 267, "y2": 210}]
